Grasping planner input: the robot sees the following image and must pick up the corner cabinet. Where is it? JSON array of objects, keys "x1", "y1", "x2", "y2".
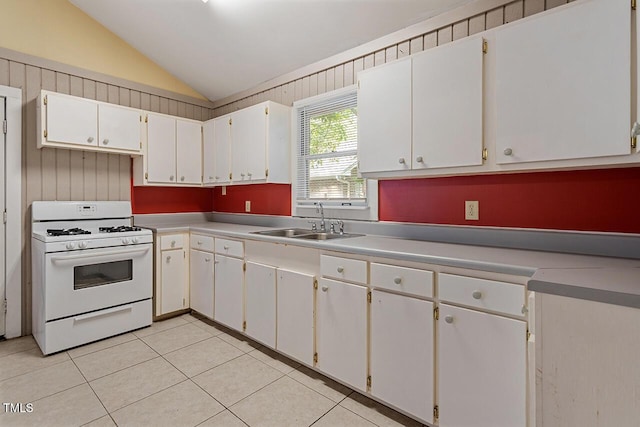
[
  {"x1": 134, "y1": 113, "x2": 202, "y2": 186},
  {"x1": 202, "y1": 101, "x2": 291, "y2": 186},
  {"x1": 37, "y1": 90, "x2": 143, "y2": 155},
  {"x1": 155, "y1": 233, "x2": 189, "y2": 318}
]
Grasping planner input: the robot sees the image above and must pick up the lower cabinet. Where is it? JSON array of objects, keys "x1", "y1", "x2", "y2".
[
  {"x1": 245, "y1": 261, "x2": 276, "y2": 348},
  {"x1": 316, "y1": 278, "x2": 368, "y2": 392},
  {"x1": 370, "y1": 290, "x2": 434, "y2": 424},
  {"x1": 276, "y1": 268, "x2": 315, "y2": 366},
  {"x1": 213, "y1": 254, "x2": 244, "y2": 331},
  {"x1": 438, "y1": 303, "x2": 526, "y2": 427},
  {"x1": 155, "y1": 233, "x2": 189, "y2": 317},
  {"x1": 189, "y1": 249, "x2": 214, "y2": 319}
]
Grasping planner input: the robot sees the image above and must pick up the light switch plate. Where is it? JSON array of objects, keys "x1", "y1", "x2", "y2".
[{"x1": 465, "y1": 201, "x2": 479, "y2": 220}]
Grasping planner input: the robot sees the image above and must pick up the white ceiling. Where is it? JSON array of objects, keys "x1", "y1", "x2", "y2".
[{"x1": 70, "y1": 0, "x2": 475, "y2": 102}]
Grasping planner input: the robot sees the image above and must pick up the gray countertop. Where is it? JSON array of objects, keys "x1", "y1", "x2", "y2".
[{"x1": 138, "y1": 219, "x2": 640, "y2": 308}]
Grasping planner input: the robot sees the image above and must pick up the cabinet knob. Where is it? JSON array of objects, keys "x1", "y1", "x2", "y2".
[
  {"x1": 215, "y1": 176, "x2": 220, "y2": 180},
  {"x1": 415, "y1": 156, "x2": 424, "y2": 163},
  {"x1": 321, "y1": 285, "x2": 329, "y2": 292},
  {"x1": 223, "y1": 245, "x2": 229, "y2": 250},
  {"x1": 171, "y1": 240, "x2": 176, "y2": 248},
  {"x1": 444, "y1": 315, "x2": 454, "y2": 324},
  {"x1": 87, "y1": 136, "x2": 94, "y2": 143},
  {"x1": 166, "y1": 255, "x2": 171, "y2": 262},
  {"x1": 398, "y1": 158, "x2": 405, "y2": 164},
  {"x1": 102, "y1": 139, "x2": 109, "y2": 145},
  {"x1": 472, "y1": 290, "x2": 482, "y2": 300},
  {"x1": 521, "y1": 305, "x2": 529, "y2": 315},
  {"x1": 170, "y1": 175, "x2": 175, "y2": 181},
  {"x1": 393, "y1": 276, "x2": 402, "y2": 285},
  {"x1": 209, "y1": 176, "x2": 213, "y2": 180},
  {"x1": 241, "y1": 173, "x2": 245, "y2": 177},
  {"x1": 503, "y1": 148, "x2": 513, "y2": 156},
  {"x1": 205, "y1": 258, "x2": 211, "y2": 262},
  {"x1": 197, "y1": 241, "x2": 202, "y2": 245},
  {"x1": 337, "y1": 266, "x2": 344, "y2": 273},
  {"x1": 180, "y1": 176, "x2": 185, "y2": 181},
  {"x1": 214, "y1": 260, "x2": 219, "y2": 265}
]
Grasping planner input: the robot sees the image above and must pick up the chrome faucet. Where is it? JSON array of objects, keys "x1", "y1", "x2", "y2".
[{"x1": 316, "y1": 202, "x2": 326, "y2": 232}]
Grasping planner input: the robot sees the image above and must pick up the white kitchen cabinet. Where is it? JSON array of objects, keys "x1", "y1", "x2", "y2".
[
  {"x1": 155, "y1": 233, "x2": 189, "y2": 317},
  {"x1": 316, "y1": 277, "x2": 368, "y2": 392},
  {"x1": 245, "y1": 261, "x2": 276, "y2": 348},
  {"x1": 370, "y1": 290, "x2": 434, "y2": 424},
  {"x1": 357, "y1": 58, "x2": 412, "y2": 174},
  {"x1": 202, "y1": 115, "x2": 233, "y2": 186},
  {"x1": 412, "y1": 36, "x2": 484, "y2": 170},
  {"x1": 229, "y1": 101, "x2": 291, "y2": 184},
  {"x1": 38, "y1": 90, "x2": 142, "y2": 155},
  {"x1": 189, "y1": 248, "x2": 214, "y2": 319},
  {"x1": 495, "y1": 0, "x2": 630, "y2": 165},
  {"x1": 438, "y1": 303, "x2": 526, "y2": 427},
  {"x1": 137, "y1": 113, "x2": 202, "y2": 186},
  {"x1": 213, "y1": 237, "x2": 244, "y2": 332},
  {"x1": 276, "y1": 268, "x2": 315, "y2": 366}
]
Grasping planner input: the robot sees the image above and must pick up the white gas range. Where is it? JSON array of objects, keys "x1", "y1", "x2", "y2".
[{"x1": 31, "y1": 201, "x2": 153, "y2": 355}]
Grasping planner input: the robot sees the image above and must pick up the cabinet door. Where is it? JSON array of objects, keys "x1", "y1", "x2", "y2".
[
  {"x1": 316, "y1": 278, "x2": 367, "y2": 391},
  {"x1": 98, "y1": 104, "x2": 141, "y2": 152},
  {"x1": 46, "y1": 93, "x2": 98, "y2": 147},
  {"x1": 213, "y1": 254, "x2": 244, "y2": 332},
  {"x1": 245, "y1": 262, "x2": 276, "y2": 348},
  {"x1": 412, "y1": 37, "x2": 483, "y2": 170},
  {"x1": 370, "y1": 291, "x2": 434, "y2": 424},
  {"x1": 189, "y1": 249, "x2": 214, "y2": 319},
  {"x1": 276, "y1": 269, "x2": 315, "y2": 366},
  {"x1": 357, "y1": 58, "x2": 412, "y2": 173},
  {"x1": 147, "y1": 113, "x2": 176, "y2": 183},
  {"x1": 202, "y1": 119, "x2": 216, "y2": 185},
  {"x1": 160, "y1": 249, "x2": 186, "y2": 315},
  {"x1": 231, "y1": 104, "x2": 267, "y2": 182},
  {"x1": 213, "y1": 116, "x2": 231, "y2": 184},
  {"x1": 495, "y1": 0, "x2": 630, "y2": 164},
  {"x1": 438, "y1": 304, "x2": 526, "y2": 427},
  {"x1": 176, "y1": 119, "x2": 202, "y2": 185}
]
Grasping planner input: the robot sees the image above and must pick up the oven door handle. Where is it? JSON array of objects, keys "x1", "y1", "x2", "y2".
[
  {"x1": 50, "y1": 247, "x2": 150, "y2": 264},
  {"x1": 74, "y1": 304, "x2": 133, "y2": 322}
]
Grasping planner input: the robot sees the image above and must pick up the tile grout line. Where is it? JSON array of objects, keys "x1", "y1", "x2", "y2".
[
  {"x1": 68, "y1": 353, "x2": 117, "y2": 427},
  {"x1": 0, "y1": 349, "x2": 72, "y2": 383}
]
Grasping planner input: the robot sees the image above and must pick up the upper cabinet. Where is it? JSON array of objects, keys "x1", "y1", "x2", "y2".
[
  {"x1": 494, "y1": 0, "x2": 630, "y2": 165},
  {"x1": 134, "y1": 113, "x2": 203, "y2": 186},
  {"x1": 203, "y1": 101, "x2": 291, "y2": 186},
  {"x1": 358, "y1": 37, "x2": 485, "y2": 176},
  {"x1": 37, "y1": 90, "x2": 142, "y2": 155}
]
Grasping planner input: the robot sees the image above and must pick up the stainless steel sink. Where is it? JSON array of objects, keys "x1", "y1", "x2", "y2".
[
  {"x1": 251, "y1": 228, "x2": 364, "y2": 240},
  {"x1": 293, "y1": 232, "x2": 364, "y2": 240},
  {"x1": 251, "y1": 228, "x2": 313, "y2": 237}
]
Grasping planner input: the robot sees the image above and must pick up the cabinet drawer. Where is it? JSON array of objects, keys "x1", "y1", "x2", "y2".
[
  {"x1": 215, "y1": 238, "x2": 244, "y2": 257},
  {"x1": 370, "y1": 263, "x2": 433, "y2": 298},
  {"x1": 160, "y1": 234, "x2": 184, "y2": 250},
  {"x1": 321, "y1": 255, "x2": 367, "y2": 284},
  {"x1": 190, "y1": 234, "x2": 214, "y2": 252},
  {"x1": 439, "y1": 273, "x2": 525, "y2": 317}
]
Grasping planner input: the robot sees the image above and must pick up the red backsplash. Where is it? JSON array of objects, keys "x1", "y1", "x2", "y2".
[
  {"x1": 212, "y1": 184, "x2": 291, "y2": 216},
  {"x1": 379, "y1": 167, "x2": 640, "y2": 233},
  {"x1": 131, "y1": 186, "x2": 214, "y2": 214}
]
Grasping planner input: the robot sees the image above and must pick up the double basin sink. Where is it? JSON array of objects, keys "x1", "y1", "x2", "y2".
[{"x1": 251, "y1": 228, "x2": 363, "y2": 241}]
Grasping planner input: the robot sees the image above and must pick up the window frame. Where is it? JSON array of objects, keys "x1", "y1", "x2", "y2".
[{"x1": 291, "y1": 85, "x2": 378, "y2": 221}]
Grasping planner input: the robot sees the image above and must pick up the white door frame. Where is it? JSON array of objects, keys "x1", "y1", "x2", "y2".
[{"x1": 1, "y1": 85, "x2": 22, "y2": 338}]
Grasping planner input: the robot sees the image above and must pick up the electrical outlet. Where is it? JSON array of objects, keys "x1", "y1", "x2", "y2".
[
  {"x1": 245, "y1": 201, "x2": 251, "y2": 212},
  {"x1": 465, "y1": 201, "x2": 479, "y2": 220},
  {"x1": 221, "y1": 186, "x2": 226, "y2": 196}
]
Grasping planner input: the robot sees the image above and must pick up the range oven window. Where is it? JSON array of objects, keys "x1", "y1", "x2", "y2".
[{"x1": 74, "y1": 260, "x2": 133, "y2": 290}]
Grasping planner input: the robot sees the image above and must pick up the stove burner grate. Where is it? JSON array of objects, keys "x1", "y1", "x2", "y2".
[
  {"x1": 47, "y1": 228, "x2": 91, "y2": 236},
  {"x1": 99, "y1": 226, "x2": 142, "y2": 233}
]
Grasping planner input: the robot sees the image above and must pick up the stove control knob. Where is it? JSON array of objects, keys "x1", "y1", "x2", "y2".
[
  {"x1": 78, "y1": 241, "x2": 88, "y2": 249},
  {"x1": 65, "y1": 242, "x2": 76, "y2": 250},
  {"x1": 122, "y1": 238, "x2": 130, "y2": 245},
  {"x1": 131, "y1": 237, "x2": 139, "y2": 244}
]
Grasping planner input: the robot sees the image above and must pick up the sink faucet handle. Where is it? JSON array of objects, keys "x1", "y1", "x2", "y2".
[
  {"x1": 329, "y1": 222, "x2": 337, "y2": 234},
  {"x1": 307, "y1": 221, "x2": 317, "y2": 232},
  {"x1": 337, "y1": 220, "x2": 345, "y2": 234}
]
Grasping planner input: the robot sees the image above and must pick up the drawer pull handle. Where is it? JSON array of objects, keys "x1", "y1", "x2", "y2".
[
  {"x1": 205, "y1": 258, "x2": 211, "y2": 262},
  {"x1": 337, "y1": 266, "x2": 344, "y2": 273},
  {"x1": 197, "y1": 241, "x2": 202, "y2": 245},
  {"x1": 166, "y1": 256, "x2": 171, "y2": 262},
  {"x1": 393, "y1": 277, "x2": 402, "y2": 285},
  {"x1": 321, "y1": 285, "x2": 329, "y2": 292},
  {"x1": 223, "y1": 245, "x2": 229, "y2": 250},
  {"x1": 171, "y1": 240, "x2": 176, "y2": 248},
  {"x1": 472, "y1": 290, "x2": 482, "y2": 300},
  {"x1": 444, "y1": 315, "x2": 454, "y2": 324}
]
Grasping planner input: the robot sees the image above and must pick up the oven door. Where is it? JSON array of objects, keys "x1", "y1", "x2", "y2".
[{"x1": 44, "y1": 244, "x2": 152, "y2": 320}]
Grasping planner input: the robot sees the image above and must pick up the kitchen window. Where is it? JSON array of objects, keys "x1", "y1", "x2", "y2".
[{"x1": 292, "y1": 86, "x2": 378, "y2": 221}]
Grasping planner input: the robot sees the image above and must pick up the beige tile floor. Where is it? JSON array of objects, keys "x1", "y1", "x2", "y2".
[{"x1": 0, "y1": 313, "x2": 426, "y2": 427}]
